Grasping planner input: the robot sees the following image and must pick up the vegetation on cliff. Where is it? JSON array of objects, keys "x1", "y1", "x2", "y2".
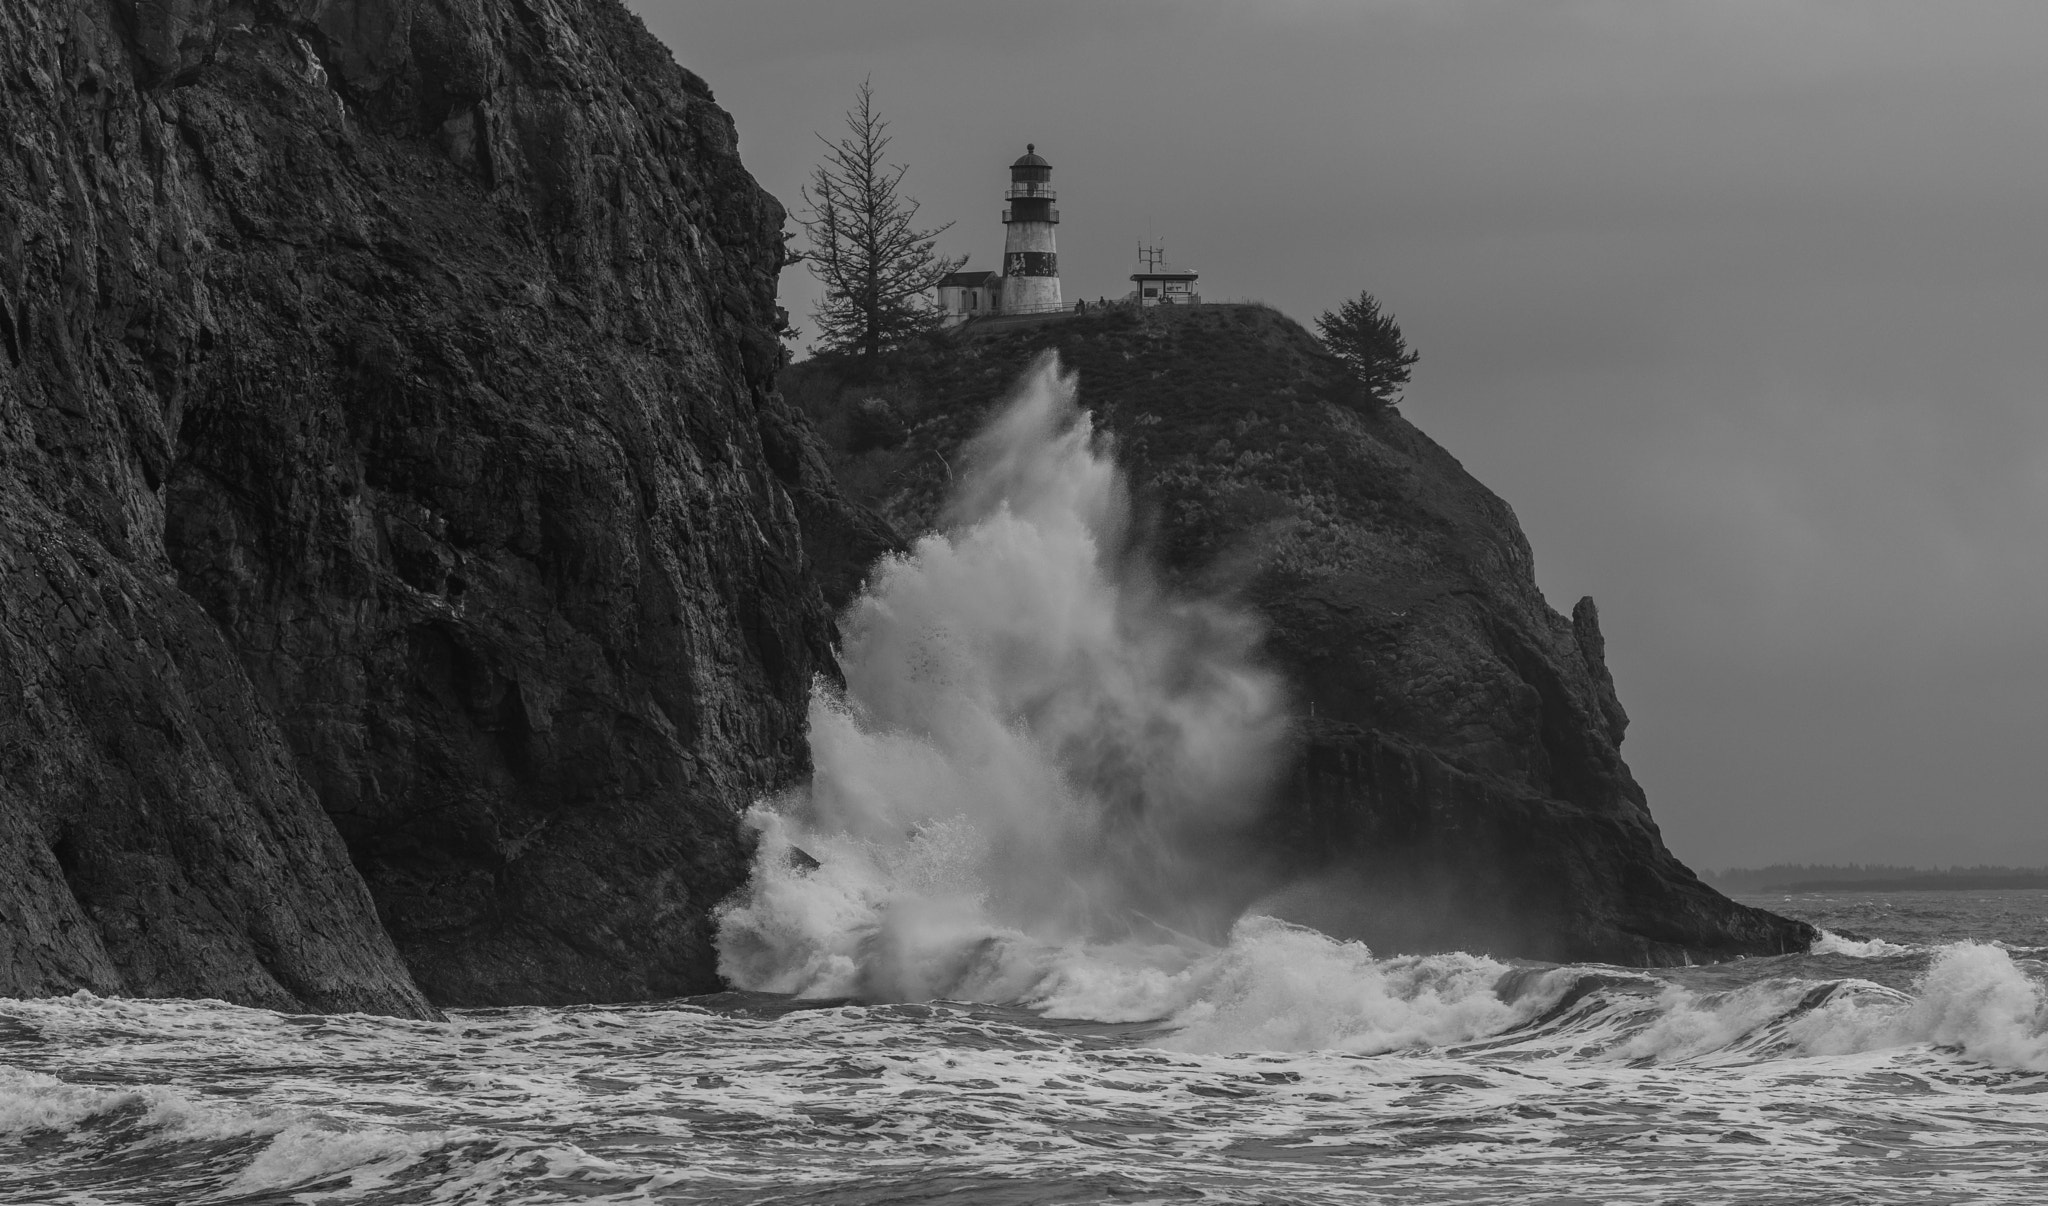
[
  {"x1": 796, "y1": 80, "x2": 961, "y2": 360},
  {"x1": 1315, "y1": 289, "x2": 1420, "y2": 406}
]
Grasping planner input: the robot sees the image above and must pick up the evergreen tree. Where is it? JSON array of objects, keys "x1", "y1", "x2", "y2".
[
  {"x1": 1315, "y1": 290, "x2": 1420, "y2": 404},
  {"x1": 798, "y1": 81, "x2": 962, "y2": 361}
]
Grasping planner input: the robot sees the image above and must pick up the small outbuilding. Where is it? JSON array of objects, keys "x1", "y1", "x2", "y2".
[
  {"x1": 936, "y1": 269, "x2": 1003, "y2": 326},
  {"x1": 1129, "y1": 264, "x2": 1200, "y2": 307}
]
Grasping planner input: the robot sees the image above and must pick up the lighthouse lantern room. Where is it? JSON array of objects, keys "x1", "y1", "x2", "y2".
[{"x1": 1000, "y1": 144, "x2": 1062, "y2": 314}]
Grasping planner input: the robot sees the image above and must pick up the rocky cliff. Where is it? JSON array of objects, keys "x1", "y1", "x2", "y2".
[
  {"x1": 787, "y1": 305, "x2": 1814, "y2": 966},
  {"x1": 1, "y1": 0, "x2": 846, "y2": 1008}
]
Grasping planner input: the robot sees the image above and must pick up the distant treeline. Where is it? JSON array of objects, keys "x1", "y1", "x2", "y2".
[{"x1": 1709, "y1": 863, "x2": 2048, "y2": 893}]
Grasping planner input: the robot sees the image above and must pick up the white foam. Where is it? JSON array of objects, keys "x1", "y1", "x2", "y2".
[
  {"x1": 0, "y1": 1066, "x2": 144, "y2": 1134},
  {"x1": 1134, "y1": 916, "x2": 1562, "y2": 1055},
  {"x1": 226, "y1": 1122, "x2": 447, "y2": 1196},
  {"x1": 1812, "y1": 929, "x2": 1916, "y2": 957},
  {"x1": 1789, "y1": 942, "x2": 2048, "y2": 1070},
  {"x1": 1604, "y1": 943, "x2": 2048, "y2": 1071},
  {"x1": 0, "y1": 1061, "x2": 295, "y2": 1144},
  {"x1": 8, "y1": 970, "x2": 2048, "y2": 1205},
  {"x1": 1615, "y1": 980, "x2": 1865, "y2": 1064}
]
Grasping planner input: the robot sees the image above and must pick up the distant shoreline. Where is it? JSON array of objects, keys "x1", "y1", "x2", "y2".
[{"x1": 1729, "y1": 875, "x2": 2048, "y2": 894}]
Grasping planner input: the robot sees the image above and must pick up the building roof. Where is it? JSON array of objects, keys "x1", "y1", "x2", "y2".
[
  {"x1": 1011, "y1": 143, "x2": 1050, "y2": 168},
  {"x1": 1130, "y1": 265, "x2": 1200, "y2": 280},
  {"x1": 938, "y1": 269, "x2": 1001, "y2": 288}
]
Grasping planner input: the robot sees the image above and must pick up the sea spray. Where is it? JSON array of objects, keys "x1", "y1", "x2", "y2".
[
  {"x1": 1789, "y1": 942, "x2": 2048, "y2": 1070},
  {"x1": 716, "y1": 353, "x2": 1290, "y2": 1002},
  {"x1": 709, "y1": 357, "x2": 2048, "y2": 1079}
]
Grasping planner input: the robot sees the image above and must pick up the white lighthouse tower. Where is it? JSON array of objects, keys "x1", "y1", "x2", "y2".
[{"x1": 1000, "y1": 144, "x2": 1061, "y2": 314}]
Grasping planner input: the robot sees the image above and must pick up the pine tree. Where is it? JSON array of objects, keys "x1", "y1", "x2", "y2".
[
  {"x1": 798, "y1": 81, "x2": 962, "y2": 362},
  {"x1": 1315, "y1": 290, "x2": 1420, "y2": 405}
]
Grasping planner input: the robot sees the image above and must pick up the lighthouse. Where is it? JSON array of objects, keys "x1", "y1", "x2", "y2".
[{"x1": 1000, "y1": 144, "x2": 1061, "y2": 314}]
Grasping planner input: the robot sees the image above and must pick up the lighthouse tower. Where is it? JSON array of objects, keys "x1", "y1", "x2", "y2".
[{"x1": 1000, "y1": 144, "x2": 1061, "y2": 314}]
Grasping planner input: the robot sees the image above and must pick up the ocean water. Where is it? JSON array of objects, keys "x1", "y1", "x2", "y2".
[
  {"x1": 8, "y1": 359, "x2": 2042, "y2": 1203},
  {"x1": 2, "y1": 894, "x2": 2046, "y2": 1205},
  {"x1": 1733, "y1": 889, "x2": 2048, "y2": 953}
]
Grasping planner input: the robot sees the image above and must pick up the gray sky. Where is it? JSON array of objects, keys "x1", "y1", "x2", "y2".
[{"x1": 635, "y1": 0, "x2": 2048, "y2": 870}]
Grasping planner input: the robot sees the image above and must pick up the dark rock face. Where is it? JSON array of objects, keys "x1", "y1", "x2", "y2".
[
  {"x1": 2, "y1": 0, "x2": 845, "y2": 1007},
  {"x1": 0, "y1": 510, "x2": 434, "y2": 1016},
  {"x1": 788, "y1": 305, "x2": 1814, "y2": 966}
]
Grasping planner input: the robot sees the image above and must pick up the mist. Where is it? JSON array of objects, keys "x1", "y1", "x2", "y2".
[
  {"x1": 717, "y1": 355, "x2": 1290, "y2": 1002},
  {"x1": 709, "y1": 359, "x2": 1591, "y2": 1052}
]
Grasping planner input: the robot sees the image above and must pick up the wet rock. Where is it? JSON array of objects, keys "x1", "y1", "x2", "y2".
[{"x1": 1, "y1": 0, "x2": 858, "y2": 1009}]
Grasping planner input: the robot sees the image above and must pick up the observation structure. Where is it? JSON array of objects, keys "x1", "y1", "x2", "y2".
[
  {"x1": 1000, "y1": 144, "x2": 1062, "y2": 314},
  {"x1": 1129, "y1": 243, "x2": 1199, "y2": 307}
]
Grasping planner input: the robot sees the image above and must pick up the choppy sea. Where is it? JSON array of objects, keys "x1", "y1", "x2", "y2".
[
  {"x1": 3, "y1": 890, "x2": 2045, "y2": 1206},
  {"x1": 9, "y1": 367, "x2": 2046, "y2": 1202}
]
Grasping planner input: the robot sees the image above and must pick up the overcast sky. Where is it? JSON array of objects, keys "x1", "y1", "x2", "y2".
[{"x1": 635, "y1": 1, "x2": 2048, "y2": 871}]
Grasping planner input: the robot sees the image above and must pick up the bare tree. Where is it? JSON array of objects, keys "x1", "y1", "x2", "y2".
[
  {"x1": 799, "y1": 81, "x2": 963, "y2": 362},
  {"x1": 1315, "y1": 289, "x2": 1420, "y2": 405}
]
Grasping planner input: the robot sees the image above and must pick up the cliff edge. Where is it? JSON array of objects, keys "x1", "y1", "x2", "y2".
[
  {"x1": 1, "y1": 0, "x2": 847, "y2": 1007},
  {"x1": 787, "y1": 304, "x2": 1813, "y2": 966}
]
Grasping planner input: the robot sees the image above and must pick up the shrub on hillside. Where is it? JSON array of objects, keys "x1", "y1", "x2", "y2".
[{"x1": 1315, "y1": 290, "x2": 1418, "y2": 405}]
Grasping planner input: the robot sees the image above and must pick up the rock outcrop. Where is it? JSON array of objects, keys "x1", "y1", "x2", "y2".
[
  {"x1": 786, "y1": 305, "x2": 1814, "y2": 966},
  {"x1": 2, "y1": 0, "x2": 846, "y2": 1008}
]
